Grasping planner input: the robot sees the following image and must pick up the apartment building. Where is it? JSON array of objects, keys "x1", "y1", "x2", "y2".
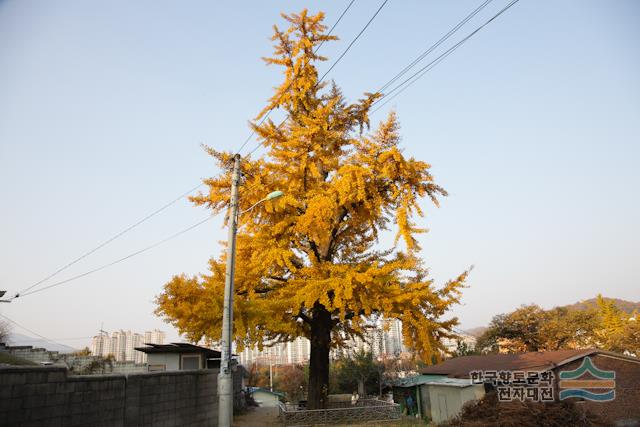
[
  {"x1": 239, "y1": 318, "x2": 406, "y2": 366},
  {"x1": 90, "y1": 329, "x2": 165, "y2": 363}
]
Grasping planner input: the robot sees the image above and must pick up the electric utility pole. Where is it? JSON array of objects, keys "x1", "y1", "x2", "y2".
[{"x1": 218, "y1": 153, "x2": 241, "y2": 427}]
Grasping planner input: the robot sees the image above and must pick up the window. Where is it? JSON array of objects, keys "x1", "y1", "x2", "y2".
[
  {"x1": 148, "y1": 364, "x2": 166, "y2": 372},
  {"x1": 182, "y1": 355, "x2": 200, "y2": 370}
]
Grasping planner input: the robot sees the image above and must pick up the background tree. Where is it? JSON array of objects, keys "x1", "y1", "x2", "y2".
[
  {"x1": 155, "y1": 9, "x2": 467, "y2": 409},
  {"x1": 329, "y1": 350, "x2": 381, "y2": 396},
  {"x1": 592, "y1": 294, "x2": 627, "y2": 351},
  {"x1": 69, "y1": 354, "x2": 115, "y2": 375},
  {"x1": 620, "y1": 317, "x2": 640, "y2": 357},
  {"x1": 539, "y1": 307, "x2": 596, "y2": 350},
  {"x1": 273, "y1": 364, "x2": 307, "y2": 403},
  {"x1": 452, "y1": 339, "x2": 478, "y2": 357},
  {"x1": 475, "y1": 295, "x2": 637, "y2": 355},
  {"x1": 380, "y1": 354, "x2": 420, "y2": 382},
  {"x1": 71, "y1": 347, "x2": 92, "y2": 357},
  {"x1": 246, "y1": 362, "x2": 271, "y2": 389},
  {"x1": 0, "y1": 319, "x2": 11, "y2": 344},
  {"x1": 476, "y1": 305, "x2": 547, "y2": 353}
]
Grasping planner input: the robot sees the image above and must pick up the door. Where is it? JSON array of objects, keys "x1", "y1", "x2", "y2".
[{"x1": 437, "y1": 394, "x2": 448, "y2": 422}]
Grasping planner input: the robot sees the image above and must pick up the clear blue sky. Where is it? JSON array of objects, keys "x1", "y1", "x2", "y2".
[{"x1": 1, "y1": 0, "x2": 638, "y2": 349}]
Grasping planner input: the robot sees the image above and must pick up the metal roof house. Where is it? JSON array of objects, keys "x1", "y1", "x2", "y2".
[
  {"x1": 389, "y1": 374, "x2": 484, "y2": 423},
  {"x1": 135, "y1": 343, "x2": 222, "y2": 372}
]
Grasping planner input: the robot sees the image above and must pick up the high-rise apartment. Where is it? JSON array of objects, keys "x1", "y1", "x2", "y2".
[
  {"x1": 238, "y1": 317, "x2": 407, "y2": 365},
  {"x1": 90, "y1": 329, "x2": 165, "y2": 363}
]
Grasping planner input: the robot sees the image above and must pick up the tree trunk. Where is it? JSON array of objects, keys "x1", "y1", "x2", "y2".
[{"x1": 307, "y1": 304, "x2": 332, "y2": 409}]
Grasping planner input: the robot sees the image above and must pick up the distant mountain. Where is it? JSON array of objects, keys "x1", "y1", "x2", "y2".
[
  {"x1": 463, "y1": 327, "x2": 488, "y2": 338},
  {"x1": 563, "y1": 297, "x2": 640, "y2": 315},
  {"x1": 6, "y1": 333, "x2": 77, "y2": 353}
]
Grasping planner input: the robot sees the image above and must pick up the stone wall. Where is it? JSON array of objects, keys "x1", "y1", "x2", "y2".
[
  {"x1": 0, "y1": 366, "x2": 221, "y2": 426},
  {"x1": 0, "y1": 343, "x2": 147, "y2": 375},
  {"x1": 1, "y1": 344, "x2": 58, "y2": 364}
]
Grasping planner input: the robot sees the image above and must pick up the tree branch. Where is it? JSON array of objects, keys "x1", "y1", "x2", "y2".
[
  {"x1": 297, "y1": 311, "x2": 311, "y2": 324},
  {"x1": 324, "y1": 206, "x2": 349, "y2": 261},
  {"x1": 309, "y1": 240, "x2": 322, "y2": 263}
]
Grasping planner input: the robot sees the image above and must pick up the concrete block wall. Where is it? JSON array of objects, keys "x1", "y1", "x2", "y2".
[
  {"x1": 124, "y1": 370, "x2": 217, "y2": 426},
  {"x1": 0, "y1": 366, "x2": 220, "y2": 427},
  {"x1": 109, "y1": 362, "x2": 148, "y2": 375}
]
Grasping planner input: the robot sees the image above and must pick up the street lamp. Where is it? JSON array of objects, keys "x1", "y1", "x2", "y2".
[
  {"x1": 218, "y1": 154, "x2": 283, "y2": 427},
  {"x1": 241, "y1": 190, "x2": 284, "y2": 214}
]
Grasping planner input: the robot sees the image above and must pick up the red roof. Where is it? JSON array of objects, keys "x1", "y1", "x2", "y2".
[{"x1": 420, "y1": 349, "x2": 601, "y2": 378}]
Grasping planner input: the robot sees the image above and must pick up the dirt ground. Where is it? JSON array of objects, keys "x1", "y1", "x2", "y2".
[{"x1": 233, "y1": 406, "x2": 281, "y2": 426}]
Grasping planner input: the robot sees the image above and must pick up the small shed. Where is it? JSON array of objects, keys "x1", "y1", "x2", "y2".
[
  {"x1": 423, "y1": 377, "x2": 485, "y2": 423},
  {"x1": 390, "y1": 375, "x2": 484, "y2": 422},
  {"x1": 249, "y1": 387, "x2": 284, "y2": 407},
  {"x1": 135, "y1": 343, "x2": 221, "y2": 372}
]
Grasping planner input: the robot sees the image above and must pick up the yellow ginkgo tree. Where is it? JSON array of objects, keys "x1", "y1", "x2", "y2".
[{"x1": 155, "y1": 10, "x2": 469, "y2": 409}]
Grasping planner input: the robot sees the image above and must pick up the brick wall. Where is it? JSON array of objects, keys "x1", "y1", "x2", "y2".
[
  {"x1": 0, "y1": 366, "x2": 222, "y2": 426},
  {"x1": 554, "y1": 354, "x2": 640, "y2": 425}
]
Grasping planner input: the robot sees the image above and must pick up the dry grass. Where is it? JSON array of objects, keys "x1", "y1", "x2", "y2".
[{"x1": 439, "y1": 392, "x2": 612, "y2": 427}]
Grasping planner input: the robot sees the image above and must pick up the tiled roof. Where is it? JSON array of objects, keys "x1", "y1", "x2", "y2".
[{"x1": 420, "y1": 349, "x2": 597, "y2": 378}]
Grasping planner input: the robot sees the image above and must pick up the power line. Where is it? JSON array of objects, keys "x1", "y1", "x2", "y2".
[
  {"x1": 13, "y1": 175, "x2": 275, "y2": 299},
  {"x1": 318, "y1": 0, "x2": 390, "y2": 83},
  {"x1": 377, "y1": 0, "x2": 494, "y2": 94},
  {"x1": 11, "y1": 4, "x2": 360, "y2": 299},
  {"x1": 12, "y1": 1, "x2": 370, "y2": 298},
  {"x1": 236, "y1": 0, "x2": 358, "y2": 155},
  {"x1": 371, "y1": 0, "x2": 521, "y2": 113},
  {"x1": 91, "y1": 2, "x2": 518, "y2": 296},
  {"x1": 316, "y1": 0, "x2": 357, "y2": 53},
  {"x1": 16, "y1": 215, "x2": 214, "y2": 298},
  {"x1": 13, "y1": 183, "x2": 203, "y2": 299},
  {"x1": 0, "y1": 312, "x2": 72, "y2": 349},
  {"x1": 244, "y1": 0, "x2": 390, "y2": 159},
  {"x1": 12, "y1": 1, "x2": 519, "y2": 300},
  {"x1": 370, "y1": 42, "x2": 459, "y2": 115},
  {"x1": 248, "y1": 0, "x2": 510, "y2": 155}
]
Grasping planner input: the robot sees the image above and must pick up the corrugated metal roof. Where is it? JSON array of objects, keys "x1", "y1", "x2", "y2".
[
  {"x1": 390, "y1": 374, "x2": 474, "y2": 388},
  {"x1": 424, "y1": 377, "x2": 476, "y2": 388}
]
